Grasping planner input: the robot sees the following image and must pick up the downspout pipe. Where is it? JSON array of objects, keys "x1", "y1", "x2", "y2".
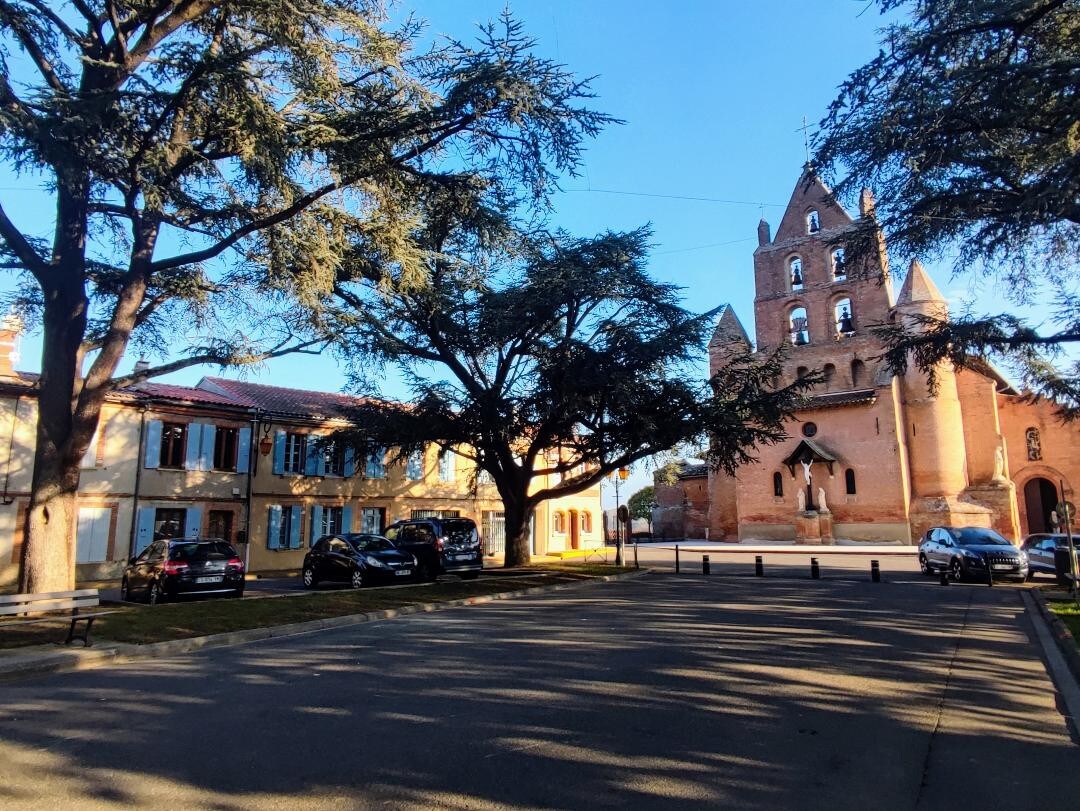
[
  {"x1": 243, "y1": 409, "x2": 260, "y2": 570},
  {"x1": 127, "y1": 406, "x2": 148, "y2": 560},
  {"x1": 2, "y1": 394, "x2": 21, "y2": 505}
]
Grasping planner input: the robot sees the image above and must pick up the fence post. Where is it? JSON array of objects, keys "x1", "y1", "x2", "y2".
[
  {"x1": 810, "y1": 557, "x2": 820, "y2": 579},
  {"x1": 675, "y1": 544, "x2": 680, "y2": 574},
  {"x1": 755, "y1": 555, "x2": 764, "y2": 577},
  {"x1": 702, "y1": 555, "x2": 710, "y2": 575},
  {"x1": 871, "y1": 559, "x2": 881, "y2": 583}
]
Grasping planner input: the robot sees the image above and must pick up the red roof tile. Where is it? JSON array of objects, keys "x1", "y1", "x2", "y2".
[
  {"x1": 136, "y1": 382, "x2": 249, "y2": 408},
  {"x1": 197, "y1": 377, "x2": 368, "y2": 420}
]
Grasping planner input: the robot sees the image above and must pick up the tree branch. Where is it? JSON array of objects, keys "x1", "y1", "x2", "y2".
[{"x1": 0, "y1": 200, "x2": 48, "y2": 279}]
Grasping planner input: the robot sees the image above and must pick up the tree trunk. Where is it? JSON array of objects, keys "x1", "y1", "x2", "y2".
[{"x1": 502, "y1": 498, "x2": 534, "y2": 568}]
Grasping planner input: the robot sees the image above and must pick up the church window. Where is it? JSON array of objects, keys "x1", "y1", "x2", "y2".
[
  {"x1": 851, "y1": 359, "x2": 867, "y2": 388},
  {"x1": 789, "y1": 307, "x2": 809, "y2": 346},
  {"x1": 796, "y1": 365, "x2": 809, "y2": 380},
  {"x1": 553, "y1": 511, "x2": 565, "y2": 534},
  {"x1": 823, "y1": 363, "x2": 836, "y2": 390},
  {"x1": 789, "y1": 257, "x2": 804, "y2": 291},
  {"x1": 806, "y1": 210, "x2": 821, "y2": 234},
  {"x1": 845, "y1": 468, "x2": 857, "y2": 495},
  {"x1": 834, "y1": 298, "x2": 855, "y2": 337},
  {"x1": 832, "y1": 249, "x2": 846, "y2": 281},
  {"x1": 802, "y1": 422, "x2": 818, "y2": 438},
  {"x1": 1026, "y1": 427, "x2": 1042, "y2": 461},
  {"x1": 773, "y1": 472, "x2": 784, "y2": 497}
]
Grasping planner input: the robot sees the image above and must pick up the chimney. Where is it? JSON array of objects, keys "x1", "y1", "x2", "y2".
[
  {"x1": 0, "y1": 313, "x2": 22, "y2": 377},
  {"x1": 134, "y1": 357, "x2": 151, "y2": 375}
]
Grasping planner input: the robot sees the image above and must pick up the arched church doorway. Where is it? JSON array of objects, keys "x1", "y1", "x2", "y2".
[{"x1": 1023, "y1": 477, "x2": 1059, "y2": 534}]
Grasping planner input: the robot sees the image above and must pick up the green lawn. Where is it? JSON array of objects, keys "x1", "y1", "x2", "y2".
[
  {"x1": 0, "y1": 565, "x2": 634, "y2": 649},
  {"x1": 1045, "y1": 590, "x2": 1080, "y2": 647}
]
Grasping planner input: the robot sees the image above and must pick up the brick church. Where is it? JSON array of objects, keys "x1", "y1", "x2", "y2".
[{"x1": 655, "y1": 167, "x2": 1079, "y2": 545}]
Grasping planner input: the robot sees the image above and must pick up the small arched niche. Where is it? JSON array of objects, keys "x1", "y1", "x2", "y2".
[
  {"x1": 851, "y1": 359, "x2": 867, "y2": 388},
  {"x1": 822, "y1": 363, "x2": 836, "y2": 391},
  {"x1": 788, "y1": 257, "x2": 804, "y2": 291},
  {"x1": 831, "y1": 248, "x2": 846, "y2": 281},
  {"x1": 834, "y1": 298, "x2": 855, "y2": 338},
  {"x1": 806, "y1": 210, "x2": 821, "y2": 234},
  {"x1": 789, "y1": 307, "x2": 810, "y2": 346}
]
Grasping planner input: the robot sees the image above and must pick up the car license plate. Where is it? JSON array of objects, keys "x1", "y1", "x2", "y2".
[
  {"x1": 196, "y1": 576, "x2": 222, "y2": 584},
  {"x1": 395, "y1": 570, "x2": 412, "y2": 577},
  {"x1": 453, "y1": 554, "x2": 471, "y2": 561},
  {"x1": 991, "y1": 564, "x2": 1013, "y2": 571}
]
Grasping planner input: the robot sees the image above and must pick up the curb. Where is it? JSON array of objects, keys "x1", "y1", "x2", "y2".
[
  {"x1": 0, "y1": 569, "x2": 650, "y2": 682},
  {"x1": 1029, "y1": 588, "x2": 1080, "y2": 687}
]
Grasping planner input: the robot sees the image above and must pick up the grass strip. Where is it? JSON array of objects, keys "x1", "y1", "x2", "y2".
[
  {"x1": 1045, "y1": 593, "x2": 1080, "y2": 648},
  {"x1": 0, "y1": 565, "x2": 633, "y2": 649}
]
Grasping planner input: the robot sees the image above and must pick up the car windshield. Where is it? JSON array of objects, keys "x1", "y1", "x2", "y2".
[
  {"x1": 346, "y1": 535, "x2": 395, "y2": 553},
  {"x1": 947, "y1": 528, "x2": 1011, "y2": 546},
  {"x1": 168, "y1": 541, "x2": 235, "y2": 561},
  {"x1": 442, "y1": 520, "x2": 476, "y2": 542}
]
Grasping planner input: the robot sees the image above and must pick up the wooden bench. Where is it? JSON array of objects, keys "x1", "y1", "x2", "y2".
[{"x1": 0, "y1": 589, "x2": 115, "y2": 647}]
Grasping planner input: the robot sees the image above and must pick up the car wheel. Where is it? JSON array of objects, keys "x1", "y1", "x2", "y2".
[
  {"x1": 949, "y1": 558, "x2": 964, "y2": 583},
  {"x1": 350, "y1": 568, "x2": 365, "y2": 589},
  {"x1": 459, "y1": 571, "x2": 480, "y2": 581},
  {"x1": 302, "y1": 567, "x2": 318, "y2": 589},
  {"x1": 228, "y1": 588, "x2": 244, "y2": 599},
  {"x1": 919, "y1": 554, "x2": 933, "y2": 575},
  {"x1": 120, "y1": 577, "x2": 132, "y2": 602},
  {"x1": 148, "y1": 580, "x2": 167, "y2": 605},
  {"x1": 416, "y1": 561, "x2": 435, "y2": 582}
]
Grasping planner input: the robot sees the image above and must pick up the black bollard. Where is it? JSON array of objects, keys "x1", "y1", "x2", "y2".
[
  {"x1": 811, "y1": 557, "x2": 820, "y2": 579},
  {"x1": 986, "y1": 566, "x2": 993, "y2": 587},
  {"x1": 939, "y1": 569, "x2": 950, "y2": 586},
  {"x1": 871, "y1": 559, "x2": 881, "y2": 583},
  {"x1": 675, "y1": 544, "x2": 680, "y2": 574},
  {"x1": 702, "y1": 555, "x2": 710, "y2": 576},
  {"x1": 755, "y1": 555, "x2": 764, "y2": 577}
]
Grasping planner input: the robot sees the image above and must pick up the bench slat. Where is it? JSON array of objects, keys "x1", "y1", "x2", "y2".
[
  {"x1": 0, "y1": 589, "x2": 99, "y2": 604},
  {"x1": 1, "y1": 610, "x2": 115, "y2": 628},
  {"x1": 0, "y1": 597, "x2": 100, "y2": 616}
]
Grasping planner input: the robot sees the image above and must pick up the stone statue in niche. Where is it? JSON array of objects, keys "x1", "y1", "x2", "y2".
[
  {"x1": 801, "y1": 460, "x2": 812, "y2": 486},
  {"x1": 796, "y1": 489, "x2": 806, "y2": 512},
  {"x1": 992, "y1": 444, "x2": 1006, "y2": 482},
  {"x1": 818, "y1": 487, "x2": 829, "y2": 513}
]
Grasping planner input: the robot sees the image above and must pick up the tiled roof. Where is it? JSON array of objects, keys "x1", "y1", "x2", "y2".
[
  {"x1": 135, "y1": 382, "x2": 249, "y2": 408},
  {"x1": 196, "y1": 377, "x2": 367, "y2": 420},
  {"x1": 677, "y1": 463, "x2": 709, "y2": 479},
  {"x1": 800, "y1": 389, "x2": 877, "y2": 410}
]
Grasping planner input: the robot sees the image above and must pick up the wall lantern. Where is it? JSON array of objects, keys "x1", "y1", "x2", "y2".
[
  {"x1": 259, "y1": 423, "x2": 274, "y2": 456},
  {"x1": 618, "y1": 467, "x2": 630, "y2": 481}
]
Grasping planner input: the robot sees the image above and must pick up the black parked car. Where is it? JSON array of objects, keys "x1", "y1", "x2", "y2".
[
  {"x1": 384, "y1": 517, "x2": 482, "y2": 581},
  {"x1": 121, "y1": 539, "x2": 245, "y2": 604},
  {"x1": 302, "y1": 534, "x2": 416, "y2": 589},
  {"x1": 918, "y1": 526, "x2": 1028, "y2": 582},
  {"x1": 1020, "y1": 534, "x2": 1079, "y2": 584}
]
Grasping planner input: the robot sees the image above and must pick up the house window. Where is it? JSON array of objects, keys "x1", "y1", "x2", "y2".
[
  {"x1": 320, "y1": 506, "x2": 344, "y2": 536},
  {"x1": 581, "y1": 512, "x2": 592, "y2": 533},
  {"x1": 1026, "y1": 427, "x2": 1042, "y2": 461},
  {"x1": 553, "y1": 512, "x2": 565, "y2": 533},
  {"x1": 773, "y1": 472, "x2": 784, "y2": 497},
  {"x1": 789, "y1": 257, "x2": 804, "y2": 291},
  {"x1": 807, "y1": 210, "x2": 820, "y2": 233},
  {"x1": 283, "y1": 432, "x2": 306, "y2": 474},
  {"x1": 477, "y1": 468, "x2": 494, "y2": 485},
  {"x1": 406, "y1": 451, "x2": 423, "y2": 480},
  {"x1": 323, "y1": 441, "x2": 345, "y2": 477},
  {"x1": 213, "y1": 427, "x2": 238, "y2": 471},
  {"x1": 832, "y1": 249, "x2": 846, "y2": 280},
  {"x1": 208, "y1": 509, "x2": 234, "y2": 542},
  {"x1": 789, "y1": 307, "x2": 810, "y2": 345},
  {"x1": 153, "y1": 508, "x2": 186, "y2": 540},
  {"x1": 278, "y1": 507, "x2": 296, "y2": 548},
  {"x1": 851, "y1": 359, "x2": 867, "y2": 388},
  {"x1": 834, "y1": 298, "x2": 855, "y2": 337},
  {"x1": 361, "y1": 507, "x2": 385, "y2": 534},
  {"x1": 845, "y1": 468, "x2": 857, "y2": 495},
  {"x1": 159, "y1": 423, "x2": 187, "y2": 468},
  {"x1": 438, "y1": 450, "x2": 455, "y2": 482},
  {"x1": 365, "y1": 448, "x2": 386, "y2": 479}
]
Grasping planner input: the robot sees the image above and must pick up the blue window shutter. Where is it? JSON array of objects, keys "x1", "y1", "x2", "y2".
[
  {"x1": 184, "y1": 506, "x2": 203, "y2": 538},
  {"x1": 316, "y1": 445, "x2": 327, "y2": 477},
  {"x1": 310, "y1": 505, "x2": 324, "y2": 545},
  {"x1": 144, "y1": 420, "x2": 162, "y2": 469},
  {"x1": 304, "y1": 438, "x2": 319, "y2": 476},
  {"x1": 236, "y1": 426, "x2": 251, "y2": 472},
  {"x1": 343, "y1": 446, "x2": 355, "y2": 478},
  {"x1": 272, "y1": 430, "x2": 286, "y2": 475},
  {"x1": 135, "y1": 507, "x2": 157, "y2": 554},
  {"x1": 342, "y1": 505, "x2": 353, "y2": 533},
  {"x1": 289, "y1": 506, "x2": 302, "y2": 548},
  {"x1": 185, "y1": 423, "x2": 203, "y2": 470},
  {"x1": 199, "y1": 424, "x2": 216, "y2": 471},
  {"x1": 267, "y1": 505, "x2": 282, "y2": 549}
]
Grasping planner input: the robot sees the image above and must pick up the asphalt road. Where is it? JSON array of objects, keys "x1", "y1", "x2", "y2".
[{"x1": 0, "y1": 573, "x2": 1076, "y2": 809}]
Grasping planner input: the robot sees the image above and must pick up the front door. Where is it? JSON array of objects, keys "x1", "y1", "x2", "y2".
[
  {"x1": 569, "y1": 510, "x2": 580, "y2": 550},
  {"x1": 1024, "y1": 477, "x2": 1058, "y2": 534}
]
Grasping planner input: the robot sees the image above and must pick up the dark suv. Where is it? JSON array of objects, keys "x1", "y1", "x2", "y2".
[
  {"x1": 121, "y1": 539, "x2": 245, "y2": 604},
  {"x1": 384, "y1": 518, "x2": 482, "y2": 581}
]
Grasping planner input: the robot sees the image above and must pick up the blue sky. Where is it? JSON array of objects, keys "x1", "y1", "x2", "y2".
[{"x1": 0, "y1": 2, "x2": 1038, "y2": 502}]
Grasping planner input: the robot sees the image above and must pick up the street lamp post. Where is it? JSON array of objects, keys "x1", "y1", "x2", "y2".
[{"x1": 611, "y1": 466, "x2": 630, "y2": 567}]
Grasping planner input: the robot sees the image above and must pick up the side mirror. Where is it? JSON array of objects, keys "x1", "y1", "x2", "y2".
[{"x1": 128, "y1": 556, "x2": 137, "y2": 565}]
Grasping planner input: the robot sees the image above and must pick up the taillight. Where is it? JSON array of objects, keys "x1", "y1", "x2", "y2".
[
  {"x1": 227, "y1": 557, "x2": 245, "y2": 571},
  {"x1": 162, "y1": 560, "x2": 189, "y2": 575}
]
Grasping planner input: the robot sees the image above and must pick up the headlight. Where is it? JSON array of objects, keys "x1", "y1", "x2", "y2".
[
  {"x1": 364, "y1": 555, "x2": 388, "y2": 569},
  {"x1": 1018, "y1": 551, "x2": 1028, "y2": 563},
  {"x1": 962, "y1": 551, "x2": 984, "y2": 564}
]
